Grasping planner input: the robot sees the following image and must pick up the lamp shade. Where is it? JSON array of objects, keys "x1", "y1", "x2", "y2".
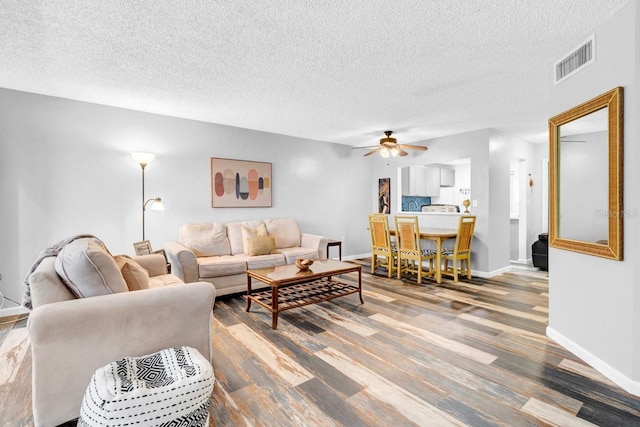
[
  {"x1": 132, "y1": 152, "x2": 156, "y2": 167},
  {"x1": 150, "y1": 198, "x2": 165, "y2": 211},
  {"x1": 144, "y1": 197, "x2": 165, "y2": 211}
]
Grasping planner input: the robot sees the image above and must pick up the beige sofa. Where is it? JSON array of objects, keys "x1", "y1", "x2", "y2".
[
  {"x1": 26, "y1": 238, "x2": 216, "y2": 427},
  {"x1": 164, "y1": 218, "x2": 328, "y2": 296}
]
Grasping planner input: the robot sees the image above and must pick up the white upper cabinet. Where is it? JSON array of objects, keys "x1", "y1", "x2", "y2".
[
  {"x1": 402, "y1": 165, "x2": 441, "y2": 196},
  {"x1": 440, "y1": 168, "x2": 455, "y2": 187},
  {"x1": 425, "y1": 166, "x2": 441, "y2": 196}
]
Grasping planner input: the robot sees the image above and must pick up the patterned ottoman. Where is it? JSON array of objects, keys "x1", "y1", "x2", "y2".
[{"x1": 78, "y1": 346, "x2": 214, "y2": 427}]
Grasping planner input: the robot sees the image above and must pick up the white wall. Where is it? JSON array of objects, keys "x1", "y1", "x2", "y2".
[
  {"x1": 495, "y1": 130, "x2": 545, "y2": 261},
  {"x1": 547, "y1": 1, "x2": 640, "y2": 395},
  {"x1": 0, "y1": 89, "x2": 372, "y2": 310}
]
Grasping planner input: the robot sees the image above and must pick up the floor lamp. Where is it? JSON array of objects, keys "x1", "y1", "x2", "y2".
[{"x1": 132, "y1": 152, "x2": 164, "y2": 241}]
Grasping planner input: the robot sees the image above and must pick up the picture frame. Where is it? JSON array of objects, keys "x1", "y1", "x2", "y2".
[
  {"x1": 153, "y1": 248, "x2": 168, "y2": 263},
  {"x1": 211, "y1": 157, "x2": 272, "y2": 207},
  {"x1": 378, "y1": 178, "x2": 390, "y2": 214},
  {"x1": 133, "y1": 240, "x2": 153, "y2": 256}
]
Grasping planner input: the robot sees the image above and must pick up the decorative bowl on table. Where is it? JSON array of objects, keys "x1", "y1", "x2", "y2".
[{"x1": 295, "y1": 258, "x2": 314, "y2": 271}]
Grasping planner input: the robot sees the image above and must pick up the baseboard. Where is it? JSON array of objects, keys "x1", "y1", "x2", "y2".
[
  {"x1": 342, "y1": 253, "x2": 371, "y2": 261},
  {"x1": 510, "y1": 258, "x2": 532, "y2": 265},
  {"x1": 0, "y1": 305, "x2": 28, "y2": 318},
  {"x1": 547, "y1": 326, "x2": 640, "y2": 397},
  {"x1": 472, "y1": 266, "x2": 511, "y2": 278}
]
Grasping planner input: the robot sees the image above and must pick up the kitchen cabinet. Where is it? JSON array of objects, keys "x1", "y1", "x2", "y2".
[
  {"x1": 425, "y1": 166, "x2": 440, "y2": 196},
  {"x1": 440, "y1": 168, "x2": 455, "y2": 187},
  {"x1": 402, "y1": 166, "x2": 441, "y2": 196},
  {"x1": 402, "y1": 166, "x2": 422, "y2": 196}
]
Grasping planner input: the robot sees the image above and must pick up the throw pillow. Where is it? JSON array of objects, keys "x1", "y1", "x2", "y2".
[
  {"x1": 114, "y1": 255, "x2": 150, "y2": 291},
  {"x1": 245, "y1": 236, "x2": 277, "y2": 256},
  {"x1": 242, "y1": 224, "x2": 275, "y2": 256},
  {"x1": 55, "y1": 238, "x2": 128, "y2": 298}
]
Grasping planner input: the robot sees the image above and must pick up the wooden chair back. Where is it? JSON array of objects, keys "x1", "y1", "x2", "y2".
[
  {"x1": 394, "y1": 215, "x2": 420, "y2": 252},
  {"x1": 393, "y1": 215, "x2": 435, "y2": 283},
  {"x1": 454, "y1": 215, "x2": 476, "y2": 255},
  {"x1": 369, "y1": 214, "x2": 392, "y2": 251}
]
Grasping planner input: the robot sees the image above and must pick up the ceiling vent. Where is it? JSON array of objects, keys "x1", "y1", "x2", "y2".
[{"x1": 554, "y1": 35, "x2": 595, "y2": 85}]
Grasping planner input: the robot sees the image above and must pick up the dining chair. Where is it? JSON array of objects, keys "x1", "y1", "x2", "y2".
[
  {"x1": 393, "y1": 215, "x2": 437, "y2": 284},
  {"x1": 368, "y1": 214, "x2": 398, "y2": 278},
  {"x1": 441, "y1": 215, "x2": 476, "y2": 282}
]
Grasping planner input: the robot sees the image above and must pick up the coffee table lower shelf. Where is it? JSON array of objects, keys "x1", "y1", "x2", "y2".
[{"x1": 247, "y1": 277, "x2": 362, "y2": 329}]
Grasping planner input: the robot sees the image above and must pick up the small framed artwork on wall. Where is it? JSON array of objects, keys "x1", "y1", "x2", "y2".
[
  {"x1": 378, "y1": 178, "x2": 390, "y2": 214},
  {"x1": 211, "y1": 158, "x2": 272, "y2": 207}
]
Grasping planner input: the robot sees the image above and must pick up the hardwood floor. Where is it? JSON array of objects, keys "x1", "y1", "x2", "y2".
[{"x1": 2, "y1": 259, "x2": 640, "y2": 426}]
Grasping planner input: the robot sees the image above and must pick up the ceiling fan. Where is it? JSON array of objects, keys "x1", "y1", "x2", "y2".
[{"x1": 353, "y1": 131, "x2": 428, "y2": 157}]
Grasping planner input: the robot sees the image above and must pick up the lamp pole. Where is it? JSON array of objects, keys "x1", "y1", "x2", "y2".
[
  {"x1": 132, "y1": 153, "x2": 155, "y2": 241},
  {"x1": 141, "y1": 162, "x2": 147, "y2": 241}
]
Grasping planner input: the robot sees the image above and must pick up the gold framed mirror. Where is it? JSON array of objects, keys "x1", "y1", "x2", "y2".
[{"x1": 549, "y1": 86, "x2": 623, "y2": 260}]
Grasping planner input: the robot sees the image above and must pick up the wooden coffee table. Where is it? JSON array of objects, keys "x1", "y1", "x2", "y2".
[{"x1": 246, "y1": 259, "x2": 362, "y2": 329}]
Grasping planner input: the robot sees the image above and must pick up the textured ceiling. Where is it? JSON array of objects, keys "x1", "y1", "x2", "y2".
[{"x1": 0, "y1": 0, "x2": 631, "y2": 146}]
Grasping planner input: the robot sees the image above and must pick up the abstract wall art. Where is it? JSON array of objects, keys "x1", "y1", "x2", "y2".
[
  {"x1": 211, "y1": 158, "x2": 272, "y2": 207},
  {"x1": 378, "y1": 178, "x2": 390, "y2": 214}
]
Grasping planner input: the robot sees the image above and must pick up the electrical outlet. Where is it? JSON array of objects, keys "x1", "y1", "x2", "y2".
[{"x1": 472, "y1": 200, "x2": 478, "y2": 207}]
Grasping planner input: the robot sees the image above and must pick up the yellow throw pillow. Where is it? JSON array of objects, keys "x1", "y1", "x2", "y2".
[
  {"x1": 242, "y1": 224, "x2": 276, "y2": 256},
  {"x1": 245, "y1": 236, "x2": 277, "y2": 256},
  {"x1": 114, "y1": 255, "x2": 150, "y2": 291}
]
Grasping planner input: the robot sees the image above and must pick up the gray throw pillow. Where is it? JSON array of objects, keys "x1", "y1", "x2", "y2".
[{"x1": 55, "y1": 238, "x2": 128, "y2": 298}]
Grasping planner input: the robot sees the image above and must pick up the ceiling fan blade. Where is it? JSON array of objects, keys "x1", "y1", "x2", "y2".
[
  {"x1": 352, "y1": 145, "x2": 381, "y2": 149},
  {"x1": 399, "y1": 144, "x2": 428, "y2": 151},
  {"x1": 363, "y1": 148, "x2": 381, "y2": 157},
  {"x1": 397, "y1": 148, "x2": 408, "y2": 157}
]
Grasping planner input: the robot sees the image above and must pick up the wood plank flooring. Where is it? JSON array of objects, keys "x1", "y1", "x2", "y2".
[{"x1": 2, "y1": 259, "x2": 640, "y2": 426}]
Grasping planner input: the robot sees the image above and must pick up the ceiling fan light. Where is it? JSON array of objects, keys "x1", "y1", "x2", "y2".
[
  {"x1": 390, "y1": 147, "x2": 399, "y2": 156},
  {"x1": 380, "y1": 147, "x2": 390, "y2": 158}
]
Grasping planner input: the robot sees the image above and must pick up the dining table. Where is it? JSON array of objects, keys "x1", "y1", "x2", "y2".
[{"x1": 390, "y1": 227, "x2": 458, "y2": 283}]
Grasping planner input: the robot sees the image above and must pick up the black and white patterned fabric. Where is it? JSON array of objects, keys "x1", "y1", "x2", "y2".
[{"x1": 78, "y1": 346, "x2": 214, "y2": 427}]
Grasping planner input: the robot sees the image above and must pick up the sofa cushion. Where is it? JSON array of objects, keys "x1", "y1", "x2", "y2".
[
  {"x1": 198, "y1": 255, "x2": 247, "y2": 278},
  {"x1": 55, "y1": 238, "x2": 128, "y2": 298},
  {"x1": 227, "y1": 220, "x2": 265, "y2": 255},
  {"x1": 179, "y1": 223, "x2": 231, "y2": 257},
  {"x1": 114, "y1": 255, "x2": 150, "y2": 291},
  {"x1": 264, "y1": 218, "x2": 301, "y2": 248},
  {"x1": 234, "y1": 253, "x2": 286, "y2": 270},
  {"x1": 277, "y1": 247, "x2": 320, "y2": 264},
  {"x1": 148, "y1": 274, "x2": 185, "y2": 288}
]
